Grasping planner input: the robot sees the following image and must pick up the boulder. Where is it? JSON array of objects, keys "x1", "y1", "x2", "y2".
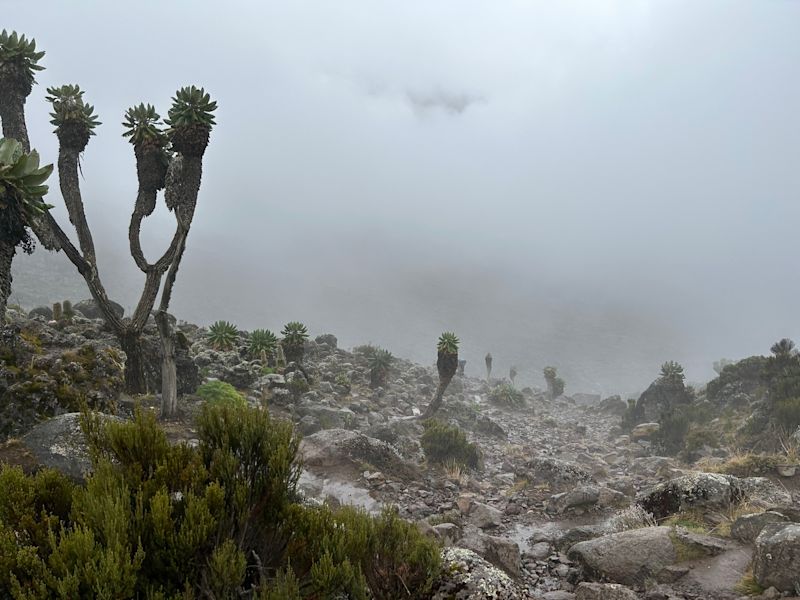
[
  {"x1": 432, "y1": 522, "x2": 462, "y2": 545},
  {"x1": 637, "y1": 472, "x2": 743, "y2": 519},
  {"x1": 548, "y1": 485, "x2": 600, "y2": 513},
  {"x1": 632, "y1": 379, "x2": 694, "y2": 424},
  {"x1": 575, "y1": 583, "x2": 638, "y2": 600},
  {"x1": 568, "y1": 526, "x2": 725, "y2": 587},
  {"x1": 568, "y1": 526, "x2": 677, "y2": 586},
  {"x1": 430, "y1": 547, "x2": 524, "y2": 599},
  {"x1": 470, "y1": 501, "x2": 503, "y2": 529},
  {"x1": 731, "y1": 511, "x2": 790, "y2": 543},
  {"x1": 74, "y1": 298, "x2": 125, "y2": 320},
  {"x1": 1, "y1": 329, "x2": 124, "y2": 439},
  {"x1": 300, "y1": 429, "x2": 417, "y2": 479},
  {"x1": 12, "y1": 413, "x2": 121, "y2": 481},
  {"x1": 458, "y1": 531, "x2": 521, "y2": 577},
  {"x1": 28, "y1": 305, "x2": 53, "y2": 320},
  {"x1": 519, "y1": 456, "x2": 592, "y2": 490},
  {"x1": 753, "y1": 523, "x2": 800, "y2": 592},
  {"x1": 637, "y1": 472, "x2": 792, "y2": 520},
  {"x1": 598, "y1": 395, "x2": 627, "y2": 416},
  {"x1": 314, "y1": 333, "x2": 337, "y2": 349},
  {"x1": 631, "y1": 422, "x2": 660, "y2": 440}
]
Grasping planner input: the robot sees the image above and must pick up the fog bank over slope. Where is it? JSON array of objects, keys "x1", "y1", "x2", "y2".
[{"x1": 7, "y1": 0, "x2": 800, "y2": 394}]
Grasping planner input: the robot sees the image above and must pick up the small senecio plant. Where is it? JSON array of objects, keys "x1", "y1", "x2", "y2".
[
  {"x1": 368, "y1": 347, "x2": 394, "y2": 388},
  {"x1": 249, "y1": 328, "x2": 278, "y2": 360},
  {"x1": 207, "y1": 320, "x2": 238, "y2": 351},
  {"x1": 422, "y1": 331, "x2": 460, "y2": 418},
  {"x1": 281, "y1": 321, "x2": 309, "y2": 364}
]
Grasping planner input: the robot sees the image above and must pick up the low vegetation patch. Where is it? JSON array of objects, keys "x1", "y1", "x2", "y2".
[
  {"x1": 421, "y1": 420, "x2": 480, "y2": 470},
  {"x1": 196, "y1": 380, "x2": 246, "y2": 407},
  {"x1": 709, "y1": 452, "x2": 785, "y2": 478},
  {"x1": 488, "y1": 383, "x2": 525, "y2": 408},
  {"x1": 0, "y1": 404, "x2": 441, "y2": 598}
]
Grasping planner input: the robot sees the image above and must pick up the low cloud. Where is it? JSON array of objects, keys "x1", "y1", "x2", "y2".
[{"x1": 405, "y1": 88, "x2": 484, "y2": 116}]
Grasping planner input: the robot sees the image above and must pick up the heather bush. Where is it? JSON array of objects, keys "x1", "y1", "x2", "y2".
[
  {"x1": 421, "y1": 419, "x2": 480, "y2": 469},
  {"x1": 0, "y1": 403, "x2": 441, "y2": 598}
]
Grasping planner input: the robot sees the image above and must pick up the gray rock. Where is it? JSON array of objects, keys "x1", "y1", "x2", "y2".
[
  {"x1": 459, "y1": 531, "x2": 521, "y2": 577},
  {"x1": 527, "y1": 541, "x2": 552, "y2": 560},
  {"x1": 433, "y1": 522, "x2": 462, "y2": 545},
  {"x1": 521, "y1": 456, "x2": 592, "y2": 490},
  {"x1": 300, "y1": 428, "x2": 416, "y2": 479},
  {"x1": 575, "y1": 583, "x2": 638, "y2": 600},
  {"x1": 568, "y1": 526, "x2": 678, "y2": 587},
  {"x1": 470, "y1": 501, "x2": 503, "y2": 529},
  {"x1": 314, "y1": 333, "x2": 337, "y2": 348},
  {"x1": 554, "y1": 525, "x2": 605, "y2": 552},
  {"x1": 631, "y1": 422, "x2": 660, "y2": 440},
  {"x1": 753, "y1": 523, "x2": 800, "y2": 592},
  {"x1": 548, "y1": 485, "x2": 600, "y2": 513},
  {"x1": 568, "y1": 526, "x2": 725, "y2": 588},
  {"x1": 637, "y1": 472, "x2": 744, "y2": 519},
  {"x1": 28, "y1": 305, "x2": 53, "y2": 320},
  {"x1": 74, "y1": 298, "x2": 124, "y2": 320},
  {"x1": 430, "y1": 547, "x2": 524, "y2": 599},
  {"x1": 298, "y1": 415, "x2": 321, "y2": 436},
  {"x1": 598, "y1": 395, "x2": 627, "y2": 416},
  {"x1": 19, "y1": 412, "x2": 121, "y2": 481},
  {"x1": 731, "y1": 511, "x2": 789, "y2": 543}
]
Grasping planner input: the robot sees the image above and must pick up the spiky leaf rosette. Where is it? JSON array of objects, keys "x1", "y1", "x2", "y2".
[
  {"x1": 123, "y1": 103, "x2": 169, "y2": 191},
  {"x1": 281, "y1": 321, "x2": 309, "y2": 346},
  {"x1": 45, "y1": 84, "x2": 101, "y2": 151},
  {"x1": 207, "y1": 320, "x2": 239, "y2": 351},
  {"x1": 659, "y1": 361, "x2": 685, "y2": 385},
  {"x1": 369, "y1": 348, "x2": 394, "y2": 387},
  {"x1": 436, "y1": 332, "x2": 459, "y2": 381},
  {"x1": 0, "y1": 30, "x2": 45, "y2": 98},
  {"x1": 0, "y1": 138, "x2": 53, "y2": 252},
  {"x1": 249, "y1": 328, "x2": 278, "y2": 358},
  {"x1": 281, "y1": 321, "x2": 309, "y2": 364},
  {"x1": 165, "y1": 86, "x2": 216, "y2": 157}
]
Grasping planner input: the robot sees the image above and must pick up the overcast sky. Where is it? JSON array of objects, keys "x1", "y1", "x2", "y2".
[{"x1": 7, "y1": 0, "x2": 800, "y2": 394}]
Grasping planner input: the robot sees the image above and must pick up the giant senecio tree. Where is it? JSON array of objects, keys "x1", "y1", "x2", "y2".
[
  {"x1": 422, "y1": 332, "x2": 460, "y2": 418},
  {"x1": 0, "y1": 30, "x2": 217, "y2": 417}
]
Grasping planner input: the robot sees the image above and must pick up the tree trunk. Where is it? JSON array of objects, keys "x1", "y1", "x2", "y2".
[
  {"x1": 0, "y1": 239, "x2": 15, "y2": 320},
  {"x1": 422, "y1": 375, "x2": 453, "y2": 419},
  {"x1": 156, "y1": 311, "x2": 178, "y2": 418},
  {"x1": 119, "y1": 330, "x2": 149, "y2": 394},
  {"x1": 0, "y1": 96, "x2": 30, "y2": 152}
]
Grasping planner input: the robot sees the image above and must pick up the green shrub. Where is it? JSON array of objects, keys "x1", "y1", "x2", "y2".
[
  {"x1": 488, "y1": 383, "x2": 525, "y2": 408},
  {"x1": 772, "y1": 397, "x2": 800, "y2": 432},
  {"x1": 653, "y1": 407, "x2": 690, "y2": 456},
  {"x1": 0, "y1": 403, "x2": 441, "y2": 598},
  {"x1": 334, "y1": 372, "x2": 351, "y2": 391},
  {"x1": 543, "y1": 366, "x2": 565, "y2": 398},
  {"x1": 421, "y1": 420, "x2": 480, "y2": 469},
  {"x1": 196, "y1": 380, "x2": 245, "y2": 407},
  {"x1": 285, "y1": 504, "x2": 440, "y2": 600}
]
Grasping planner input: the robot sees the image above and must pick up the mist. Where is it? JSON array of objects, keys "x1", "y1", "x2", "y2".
[{"x1": 7, "y1": 0, "x2": 800, "y2": 395}]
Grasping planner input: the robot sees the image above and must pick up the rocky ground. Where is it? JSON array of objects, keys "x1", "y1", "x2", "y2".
[{"x1": 2, "y1": 304, "x2": 800, "y2": 599}]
